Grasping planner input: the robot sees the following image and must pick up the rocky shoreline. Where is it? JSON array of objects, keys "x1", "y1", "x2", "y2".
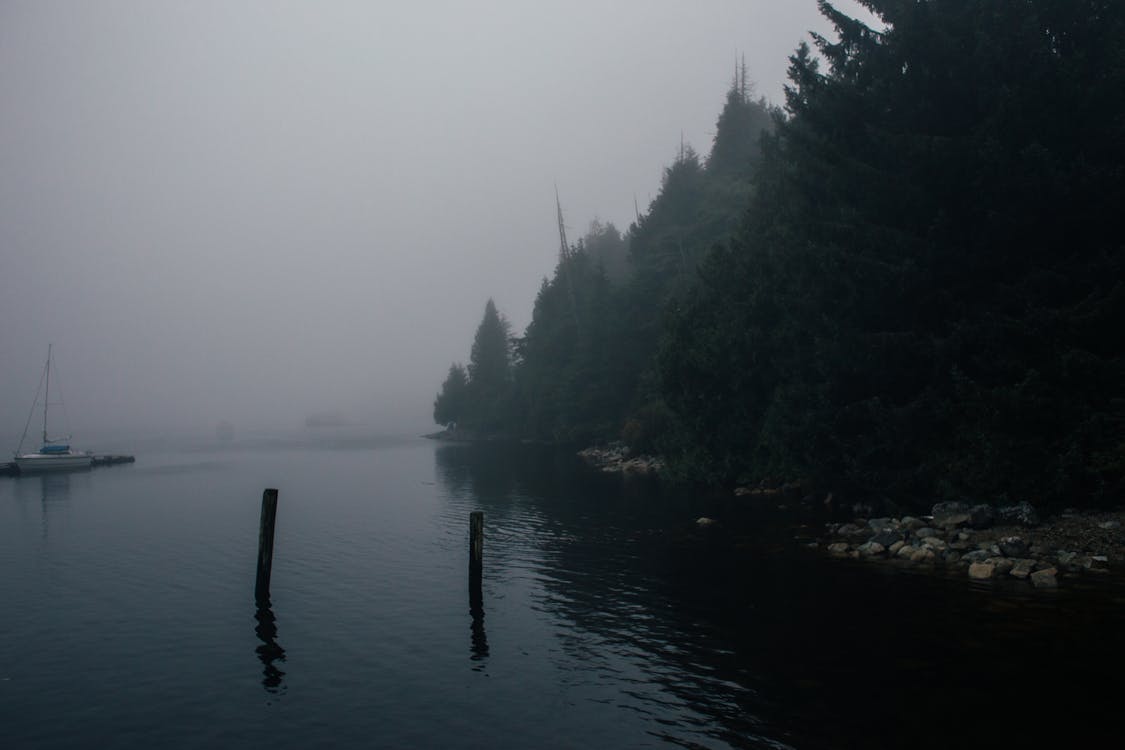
[
  {"x1": 577, "y1": 443, "x2": 664, "y2": 475},
  {"x1": 578, "y1": 448, "x2": 1125, "y2": 591},
  {"x1": 423, "y1": 427, "x2": 512, "y2": 443},
  {"x1": 436, "y1": 435, "x2": 1123, "y2": 591},
  {"x1": 817, "y1": 500, "x2": 1124, "y2": 589}
]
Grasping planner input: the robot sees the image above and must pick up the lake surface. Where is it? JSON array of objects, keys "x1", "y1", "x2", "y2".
[{"x1": 2, "y1": 433, "x2": 1123, "y2": 748}]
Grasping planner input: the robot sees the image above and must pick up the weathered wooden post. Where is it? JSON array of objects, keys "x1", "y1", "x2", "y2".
[
  {"x1": 255, "y1": 488, "x2": 279, "y2": 604},
  {"x1": 469, "y1": 511, "x2": 484, "y2": 577}
]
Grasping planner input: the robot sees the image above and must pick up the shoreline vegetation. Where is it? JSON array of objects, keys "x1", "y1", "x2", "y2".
[{"x1": 430, "y1": 0, "x2": 1125, "y2": 585}]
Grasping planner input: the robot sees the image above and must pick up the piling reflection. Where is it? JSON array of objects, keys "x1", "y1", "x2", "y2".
[
  {"x1": 469, "y1": 570, "x2": 489, "y2": 666},
  {"x1": 253, "y1": 602, "x2": 287, "y2": 693},
  {"x1": 434, "y1": 442, "x2": 776, "y2": 746}
]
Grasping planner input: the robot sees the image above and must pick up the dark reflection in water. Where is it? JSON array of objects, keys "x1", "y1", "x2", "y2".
[
  {"x1": 436, "y1": 443, "x2": 773, "y2": 747},
  {"x1": 253, "y1": 603, "x2": 286, "y2": 694},
  {"x1": 469, "y1": 569, "x2": 489, "y2": 666},
  {"x1": 434, "y1": 442, "x2": 1125, "y2": 749},
  {"x1": 36, "y1": 472, "x2": 73, "y2": 501},
  {"x1": 33, "y1": 473, "x2": 72, "y2": 540}
]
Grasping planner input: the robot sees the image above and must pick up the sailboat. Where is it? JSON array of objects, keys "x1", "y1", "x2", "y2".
[{"x1": 14, "y1": 345, "x2": 93, "y2": 473}]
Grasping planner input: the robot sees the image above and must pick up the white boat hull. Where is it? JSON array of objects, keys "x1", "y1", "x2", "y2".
[{"x1": 15, "y1": 452, "x2": 93, "y2": 473}]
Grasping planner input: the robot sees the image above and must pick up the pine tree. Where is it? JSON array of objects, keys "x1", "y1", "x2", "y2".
[
  {"x1": 708, "y1": 59, "x2": 774, "y2": 178},
  {"x1": 433, "y1": 363, "x2": 468, "y2": 428},
  {"x1": 457, "y1": 299, "x2": 514, "y2": 435},
  {"x1": 659, "y1": 0, "x2": 1125, "y2": 506},
  {"x1": 468, "y1": 299, "x2": 511, "y2": 391}
]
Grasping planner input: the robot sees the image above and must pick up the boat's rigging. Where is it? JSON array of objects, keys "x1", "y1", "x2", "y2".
[
  {"x1": 16, "y1": 353, "x2": 48, "y2": 456},
  {"x1": 15, "y1": 345, "x2": 73, "y2": 456},
  {"x1": 44, "y1": 351, "x2": 74, "y2": 444}
]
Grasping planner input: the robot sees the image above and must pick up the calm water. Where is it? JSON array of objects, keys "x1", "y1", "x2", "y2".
[{"x1": 2, "y1": 434, "x2": 1123, "y2": 748}]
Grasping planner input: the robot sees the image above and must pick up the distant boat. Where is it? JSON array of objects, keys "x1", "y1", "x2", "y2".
[{"x1": 14, "y1": 346, "x2": 92, "y2": 473}]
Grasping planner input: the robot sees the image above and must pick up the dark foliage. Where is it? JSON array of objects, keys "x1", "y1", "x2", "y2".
[
  {"x1": 460, "y1": 299, "x2": 513, "y2": 434},
  {"x1": 434, "y1": 0, "x2": 1125, "y2": 510},
  {"x1": 433, "y1": 363, "x2": 468, "y2": 428},
  {"x1": 660, "y1": 0, "x2": 1125, "y2": 508}
]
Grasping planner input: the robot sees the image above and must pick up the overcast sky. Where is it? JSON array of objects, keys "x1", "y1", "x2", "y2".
[{"x1": 1, "y1": 0, "x2": 875, "y2": 444}]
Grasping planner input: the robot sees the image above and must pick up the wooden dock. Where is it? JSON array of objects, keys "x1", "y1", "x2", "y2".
[
  {"x1": 91, "y1": 454, "x2": 135, "y2": 467},
  {"x1": 0, "y1": 454, "x2": 135, "y2": 476}
]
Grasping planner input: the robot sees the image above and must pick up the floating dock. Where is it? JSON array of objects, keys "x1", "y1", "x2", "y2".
[
  {"x1": 91, "y1": 454, "x2": 135, "y2": 467},
  {"x1": 0, "y1": 454, "x2": 135, "y2": 477}
]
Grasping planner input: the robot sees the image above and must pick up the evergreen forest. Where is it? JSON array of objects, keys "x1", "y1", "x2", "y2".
[{"x1": 433, "y1": 0, "x2": 1125, "y2": 512}]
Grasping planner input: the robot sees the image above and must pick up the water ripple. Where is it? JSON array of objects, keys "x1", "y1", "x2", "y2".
[{"x1": 4, "y1": 440, "x2": 1125, "y2": 748}]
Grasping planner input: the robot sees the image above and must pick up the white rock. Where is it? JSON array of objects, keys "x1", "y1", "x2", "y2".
[
  {"x1": 969, "y1": 562, "x2": 996, "y2": 579},
  {"x1": 910, "y1": 547, "x2": 936, "y2": 563}
]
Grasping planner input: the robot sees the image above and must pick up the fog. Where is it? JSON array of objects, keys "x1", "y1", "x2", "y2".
[{"x1": 1, "y1": 1, "x2": 873, "y2": 444}]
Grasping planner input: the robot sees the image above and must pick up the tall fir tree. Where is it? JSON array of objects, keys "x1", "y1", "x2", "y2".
[
  {"x1": 462, "y1": 299, "x2": 513, "y2": 434},
  {"x1": 468, "y1": 299, "x2": 511, "y2": 389},
  {"x1": 659, "y1": 0, "x2": 1125, "y2": 506},
  {"x1": 433, "y1": 363, "x2": 468, "y2": 428}
]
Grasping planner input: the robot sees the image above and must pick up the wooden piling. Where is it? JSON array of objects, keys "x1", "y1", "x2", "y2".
[
  {"x1": 255, "y1": 488, "x2": 279, "y2": 604},
  {"x1": 469, "y1": 511, "x2": 484, "y2": 576}
]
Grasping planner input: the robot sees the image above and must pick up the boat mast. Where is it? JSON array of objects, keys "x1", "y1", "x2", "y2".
[{"x1": 43, "y1": 344, "x2": 51, "y2": 445}]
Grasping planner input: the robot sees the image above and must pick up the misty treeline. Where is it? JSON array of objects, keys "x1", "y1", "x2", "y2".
[{"x1": 435, "y1": 0, "x2": 1125, "y2": 511}]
